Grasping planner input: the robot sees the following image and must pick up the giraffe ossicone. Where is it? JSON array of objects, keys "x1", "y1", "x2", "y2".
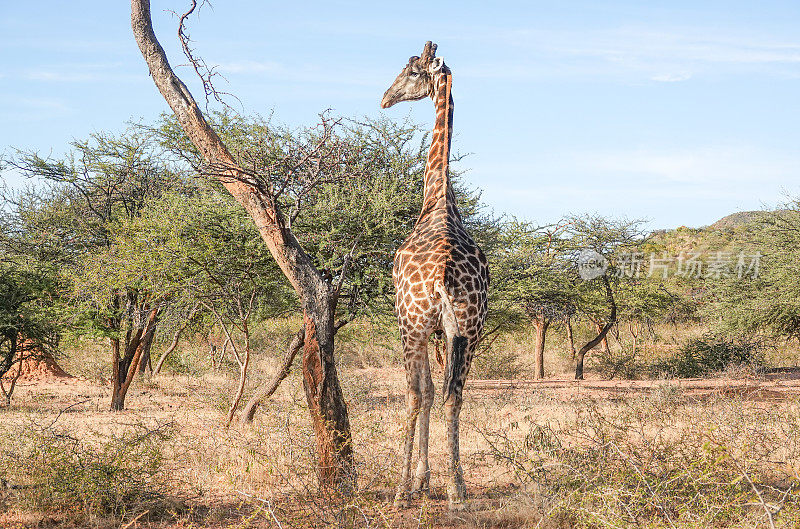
[{"x1": 381, "y1": 41, "x2": 490, "y2": 511}]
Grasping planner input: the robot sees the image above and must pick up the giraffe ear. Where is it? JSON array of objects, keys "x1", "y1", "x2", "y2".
[{"x1": 430, "y1": 57, "x2": 444, "y2": 73}]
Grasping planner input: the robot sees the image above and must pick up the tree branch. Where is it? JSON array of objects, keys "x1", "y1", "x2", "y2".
[
  {"x1": 131, "y1": 0, "x2": 322, "y2": 298},
  {"x1": 240, "y1": 325, "x2": 305, "y2": 423}
]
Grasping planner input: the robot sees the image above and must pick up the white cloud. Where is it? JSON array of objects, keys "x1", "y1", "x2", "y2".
[
  {"x1": 465, "y1": 144, "x2": 800, "y2": 228},
  {"x1": 650, "y1": 72, "x2": 692, "y2": 82},
  {"x1": 16, "y1": 97, "x2": 73, "y2": 113},
  {"x1": 0, "y1": 96, "x2": 75, "y2": 122},
  {"x1": 574, "y1": 145, "x2": 800, "y2": 185},
  {"x1": 25, "y1": 71, "x2": 103, "y2": 82},
  {"x1": 541, "y1": 29, "x2": 800, "y2": 66},
  {"x1": 460, "y1": 27, "x2": 800, "y2": 82},
  {"x1": 471, "y1": 145, "x2": 800, "y2": 187},
  {"x1": 16, "y1": 62, "x2": 136, "y2": 83}
]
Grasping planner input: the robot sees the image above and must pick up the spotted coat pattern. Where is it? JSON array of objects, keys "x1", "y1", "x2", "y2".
[{"x1": 382, "y1": 43, "x2": 489, "y2": 509}]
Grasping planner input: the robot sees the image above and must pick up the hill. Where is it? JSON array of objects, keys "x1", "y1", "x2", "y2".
[{"x1": 708, "y1": 210, "x2": 771, "y2": 230}]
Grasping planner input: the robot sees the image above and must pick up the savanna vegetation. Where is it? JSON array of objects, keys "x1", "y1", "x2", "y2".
[
  {"x1": 3, "y1": 112, "x2": 800, "y2": 528},
  {"x1": 3, "y1": 4, "x2": 800, "y2": 529}
]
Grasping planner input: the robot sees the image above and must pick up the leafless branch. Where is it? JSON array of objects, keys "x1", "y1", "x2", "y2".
[
  {"x1": 333, "y1": 236, "x2": 360, "y2": 300},
  {"x1": 174, "y1": 0, "x2": 241, "y2": 112},
  {"x1": 240, "y1": 325, "x2": 305, "y2": 423}
]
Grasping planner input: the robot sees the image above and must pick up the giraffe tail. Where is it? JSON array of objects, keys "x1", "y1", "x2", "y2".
[
  {"x1": 434, "y1": 281, "x2": 466, "y2": 402},
  {"x1": 444, "y1": 335, "x2": 468, "y2": 401}
]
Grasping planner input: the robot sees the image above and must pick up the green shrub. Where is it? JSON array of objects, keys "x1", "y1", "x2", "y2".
[
  {"x1": 651, "y1": 336, "x2": 764, "y2": 378},
  {"x1": 591, "y1": 349, "x2": 641, "y2": 379},
  {"x1": 0, "y1": 421, "x2": 175, "y2": 519},
  {"x1": 162, "y1": 345, "x2": 205, "y2": 376},
  {"x1": 471, "y1": 347, "x2": 525, "y2": 379}
]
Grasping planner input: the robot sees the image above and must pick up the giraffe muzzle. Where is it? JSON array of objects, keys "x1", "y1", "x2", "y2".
[{"x1": 381, "y1": 90, "x2": 397, "y2": 109}]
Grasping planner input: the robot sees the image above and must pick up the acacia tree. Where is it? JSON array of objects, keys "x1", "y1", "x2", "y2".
[
  {"x1": 108, "y1": 190, "x2": 294, "y2": 424},
  {"x1": 492, "y1": 220, "x2": 577, "y2": 379},
  {"x1": 131, "y1": 0, "x2": 363, "y2": 489},
  {"x1": 708, "y1": 205, "x2": 795, "y2": 339},
  {"x1": 151, "y1": 111, "x2": 438, "y2": 324},
  {"x1": 3, "y1": 130, "x2": 180, "y2": 410},
  {"x1": 573, "y1": 275, "x2": 617, "y2": 380},
  {"x1": 155, "y1": 112, "x2": 496, "y2": 422},
  {"x1": 0, "y1": 261, "x2": 60, "y2": 406},
  {"x1": 567, "y1": 215, "x2": 645, "y2": 380}
]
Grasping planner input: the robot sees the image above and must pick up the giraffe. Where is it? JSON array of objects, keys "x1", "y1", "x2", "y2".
[{"x1": 381, "y1": 41, "x2": 489, "y2": 510}]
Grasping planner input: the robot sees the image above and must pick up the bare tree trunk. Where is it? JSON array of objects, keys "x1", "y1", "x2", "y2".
[
  {"x1": 138, "y1": 334, "x2": 155, "y2": 374},
  {"x1": 154, "y1": 304, "x2": 199, "y2": 374},
  {"x1": 532, "y1": 314, "x2": 550, "y2": 380},
  {"x1": 153, "y1": 326, "x2": 184, "y2": 374},
  {"x1": 131, "y1": 0, "x2": 312, "y2": 292},
  {"x1": 111, "y1": 307, "x2": 158, "y2": 411},
  {"x1": 601, "y1": 323, "x2": 610, "y2": 354},
  {"x1": 593, "y1": 321, "x2": 611, "y2": 354},
  {"x1": 208, "y1": 326, "x2": 232, "y2": 368},
  {"x1": 575, "y1": 276, "x2": 617, "y2": 380},
  {"x1": 131, "y1": 0, "x2": 354, "y2": 490},
  {"x1": 301, "y1": 310, "x2": 354, "y2": 493},
  {"x1": 0, "y1": 349, "x2": 23, "y2": 407},
  {"x1": 221, "y1": 336, "x2": 230, "y2": 365},
  {"x1": 241, "y1": 325, "x2": 305, "y2": 424},
  {"x1": 565, "y1": 317, "x2": 577, "y2": 360},
  {"x1": 629, "y1": 321, "x2": 639, "y2": 358},
  {"x1": 0, "y1": 332, "x2": 17, "y2": 381},
  {"x1": 226, "y1": 345, "x2": 250, "y2": 427},
  {"x1": 109, "y1": 296, "x2": 124, "y2": 410}
]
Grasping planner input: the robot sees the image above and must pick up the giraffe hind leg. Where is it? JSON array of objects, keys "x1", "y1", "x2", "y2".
[
  {"x1": 445, "y1": 388, "x2": 467, "y2": 510},
  {"x1": 444, "y1": 335, "x2": 472, "y2": 510},
  {"x1": 440, "y1": 307, "x2": 472, "y2": 510},
  {"x1": 434, "y1": 283, "x2": 475, "y2": 510},
  {"x1": 394, "y1": 336, "x2": 427, "y2": 507},
  {"x1": 412, "y1": 359, "x2": 433, "y2": 496}
]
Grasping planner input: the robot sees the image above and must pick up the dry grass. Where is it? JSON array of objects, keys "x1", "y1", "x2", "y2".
[
  {"x1": 471, "y1": 385, "x2": 800, "y2": 528},
  {"x1": 3, "y1": 321, "x2": 800, "y2": 528}
]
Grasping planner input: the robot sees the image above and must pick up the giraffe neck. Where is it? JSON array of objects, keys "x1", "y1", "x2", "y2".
[{"x1": 419, "y1": 68, "x2": 458, "y2": 221}]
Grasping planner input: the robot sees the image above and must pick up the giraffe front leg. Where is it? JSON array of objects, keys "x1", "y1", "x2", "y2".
[
  {"x1": 445, "y1": 393, "x2": 467, "y2": 510},
  {"x1": 412, "y1": 366, "x2": 434, "y2": 496},
  {"x1": 394, "y1": 386, "x2": 420, "y2": 507}
]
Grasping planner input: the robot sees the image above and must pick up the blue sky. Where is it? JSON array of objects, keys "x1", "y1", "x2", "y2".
[{"x1": 2, "y1": 1, "x2": 800, "y2": 229}]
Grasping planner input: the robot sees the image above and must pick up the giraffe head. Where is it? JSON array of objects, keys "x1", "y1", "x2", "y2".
[{"x1": 381, "y1": 41, "x2": 446, "y2": 109}]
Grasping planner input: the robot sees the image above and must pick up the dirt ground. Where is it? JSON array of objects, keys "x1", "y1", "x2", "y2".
[
  {"x1": 470, "y1": 368, "x2": 800, "y2": 400},
  {"x1": 3, "y1": 363, "x2": 800, "y2": 528}
]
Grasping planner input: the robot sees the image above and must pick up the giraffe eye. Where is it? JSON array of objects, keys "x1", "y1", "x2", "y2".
[{"x1": 409, "y1": 71, "x2": 420, "y2": 78}]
